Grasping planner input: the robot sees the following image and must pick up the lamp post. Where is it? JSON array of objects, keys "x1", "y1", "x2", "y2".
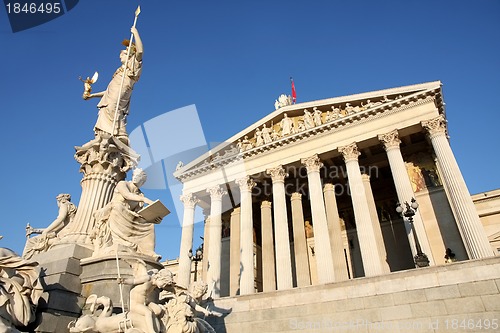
[
  {"x1": 396, "y1": 198, "x2": 430, "y2": 268},
  {"x1": 188, "y1": 243, "x2": 203, "y2": 281}
]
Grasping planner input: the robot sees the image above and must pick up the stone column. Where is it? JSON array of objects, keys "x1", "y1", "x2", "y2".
[
  {"x1": 260, "y1": 201, "x2": 276, "y2": 292},
  {"x1": 301, "y1": 155, "x2": 335, "y2": 284},
  {"x1": 206, "y1": 185, "x2": 227, "y2": 298},
  {"x1": 361, "y1": 174, "x2": 390, "y2": 273},
  {"x1": 235, "y1": 176, "x2": 256, "y2": 295},
  {"x1": 229, "y1": 207, "x2": 241, "y2": 296},
  {"x1": 378, "y1": 130, "x2": 434, "y2": 264},
  {"x1": 421, "y1": 116, "x2": 493, "y2": 258},
  {"x1": 57, "y1": 137, "x2": 137, "y2": 248},
  {"x1": 323, "y1": 184, "x2": 349, "y2": 281},
  {"x1": 290, "y1": 193, "x2": 311, "y2": 287},
  {"x1": 57, "y1": 173, "x2": 118, "y2": 247},
  {"x1": 177, "y1": 192, "x2": 199, "y2": 290},
  {"x1": 266, "y1": 166, "x2": 293, "y2": 290},
  {"x1": 338, "y1": 143, "x2": 384, "y2": 277}
]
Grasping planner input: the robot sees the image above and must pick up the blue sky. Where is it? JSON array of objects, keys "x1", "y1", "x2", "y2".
[{"x1": 1, "y1": 0, "x2": 499, "y2": 259}]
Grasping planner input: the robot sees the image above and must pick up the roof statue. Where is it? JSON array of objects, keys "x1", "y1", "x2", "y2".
[{"x1": 274, "y1": 94, "x2": 293, "y2": 110}]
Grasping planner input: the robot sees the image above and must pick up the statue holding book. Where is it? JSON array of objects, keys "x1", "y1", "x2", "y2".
[{"x1": 91, "y1": 168, "x2": 169, "y2": 260}]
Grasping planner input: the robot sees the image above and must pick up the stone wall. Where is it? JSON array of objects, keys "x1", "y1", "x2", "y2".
[{"x1": 208, "y1": 256, "x2": 500, "y2": 333}]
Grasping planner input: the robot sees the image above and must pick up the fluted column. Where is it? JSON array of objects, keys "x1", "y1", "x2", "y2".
[
  {"x1": 266, "y1": 166, "x2": 293, "y2": 290},
  {"x1": 235, "y1": 176, "x2": 256, "y2": 295},
  {"x1": 260, "y1": 201, "x2": 276, "y2": 292},
  {"x1": 301, "y1": 155, "x2": 335, "y2": 284},
  {"x1": 290, "y1": 193, "x2": 311, "y2": 287},
  {"x1": 229, "y1": 207, "x2": 241, "y2": 296},
  {"x1": 378, "y1": 130, "x2": 434, "y2": 264},
  {"x1": 338, "y1": 143, "x2": 384, "y2": 277},
  {"x1": 361, "y1": 174, "x2": 390, "y2": 273},
  {"x1": 177, "y1": 193, "x2": 199, "y2": 289},
  {"x1": 422, "y1": 116, "x2": 493, "y2": 258},
  {"x1": 206, "y1": 185, "x2": 227, "y2": 298},
  {"x1": 57, "y1": 173, "x2": 118, "y2": 247},
  {"x1": 323, "y1": 184, "x2": 349, "y2": 281},
  {"x1": 57, "y1": 135, "x2": 137, "y2": 248}
]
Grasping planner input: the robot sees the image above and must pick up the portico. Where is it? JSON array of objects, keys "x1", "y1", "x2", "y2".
[{"x1": 174, "y1": 81, "x2": 494, "y2": 297}]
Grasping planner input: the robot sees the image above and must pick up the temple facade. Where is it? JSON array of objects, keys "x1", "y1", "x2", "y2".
[{"x1": 173, "y1": 81, "x2": 496, "y2": 298}]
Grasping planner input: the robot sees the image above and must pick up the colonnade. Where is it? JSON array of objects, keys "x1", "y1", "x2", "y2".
[{"x1": 177, "y1": 115, "x2": 493, "y2": 297}]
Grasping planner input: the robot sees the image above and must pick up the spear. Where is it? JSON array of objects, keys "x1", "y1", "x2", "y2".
[
  {"x1": 116, "y1": 251, "x2": 126, "y2": 314},
  {"x1": 111, "y1": 5, "x2": 141, "y2": 137}
]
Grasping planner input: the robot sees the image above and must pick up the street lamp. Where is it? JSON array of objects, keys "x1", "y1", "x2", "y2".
[
  {"x1": 188, "y1": 243, "x2": 203, "y2": 281},
  {"x1": 396, "y1": 198, "x2": 430, "y2": 268}
]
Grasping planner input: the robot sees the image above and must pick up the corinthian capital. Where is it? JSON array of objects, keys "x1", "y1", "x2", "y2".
[
  {"x1": 378, "y1": 130, "x2": 401, "y2": 151},
  {"x1": 235, "y1": 176, "x2": 256, "y2": 192},
  {"x1": 266, "y1": 165, "x2": 289, "y2": 183},
  {"x1": 421, "y1": 115, "x2": 447, "y2": 138},
  {"x1": 180, "y1": 192, "x2": 199, "y2": 209},
  {"x1": 338, "y1": 142, "x2": 360, "y2": 162},
  {"x1": 301, "y1": 154, "x2": 323, "y2": 173},
  {"x1": 207, "y1": 185, "x2": 227, "y2": 201}
]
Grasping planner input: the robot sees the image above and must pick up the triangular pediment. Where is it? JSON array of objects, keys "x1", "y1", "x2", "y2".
[{"x1": 174, "y1": 81, "x2": 443, "y2": 180}]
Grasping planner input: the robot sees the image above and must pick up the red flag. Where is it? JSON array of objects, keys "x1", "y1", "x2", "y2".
[{"x1": 290, "y1": 77, "x2": 297, "y2": 104}]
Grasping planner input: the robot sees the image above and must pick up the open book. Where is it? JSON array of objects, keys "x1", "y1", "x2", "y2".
[{"x1": 137, "y1": 200, "x2": 170, "y2": 224}]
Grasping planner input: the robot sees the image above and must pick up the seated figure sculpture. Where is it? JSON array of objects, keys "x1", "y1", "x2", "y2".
[
  {"x1": 0, "y1": 245, "x2": 43, "y2": 332},
  {"x1": 165, "y1": 281, "x2": 220, "y2": 333},
  {"x1": 91, "y1": 168, "x2": 161, "y2": 259},
  {"x1": 23, "y1": 193, "x2": 77, "y2": 260}
]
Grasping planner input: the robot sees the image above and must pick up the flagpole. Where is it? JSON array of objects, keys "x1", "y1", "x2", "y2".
[{"x1": 111, "y1": 6, "x2": 141, "y2": 137}]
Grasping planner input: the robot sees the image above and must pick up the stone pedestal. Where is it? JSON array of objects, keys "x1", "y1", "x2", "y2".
[
  {"x1": 31, "y1": 244, "x2": 93, "y2": 333},
  {"x1": 80, "y1": 255, "x2": 163, "y2": 311}
]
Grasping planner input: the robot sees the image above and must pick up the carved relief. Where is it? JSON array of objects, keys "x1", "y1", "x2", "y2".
[
  {"x1": 313, "y1": 107, "x2": 323, "y2": 126},
  {"x1": 303, "y1": 109, "x2": 315, "y2": 129},
  {"x1": 280, "y1": 113, "x2": 294, "y2": 137}
]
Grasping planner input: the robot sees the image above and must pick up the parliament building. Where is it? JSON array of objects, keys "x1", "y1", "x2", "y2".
[{"x1": 171, "y1": 81, "x2": 500, "y2": 332}]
